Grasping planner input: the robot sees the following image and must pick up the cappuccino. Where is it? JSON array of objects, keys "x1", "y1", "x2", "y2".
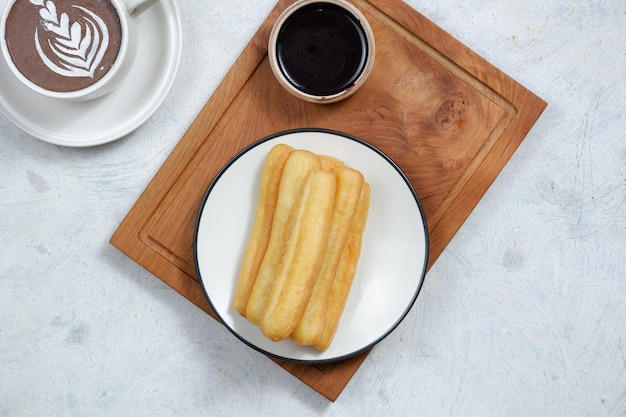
[{"x1": 3, "y1": 0, "x2": 123, "y2": 93}]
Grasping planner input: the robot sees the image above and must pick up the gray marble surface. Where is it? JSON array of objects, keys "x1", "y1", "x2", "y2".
[{"x1": 1, "y1": 0, "x2": 625, "y2": 415}]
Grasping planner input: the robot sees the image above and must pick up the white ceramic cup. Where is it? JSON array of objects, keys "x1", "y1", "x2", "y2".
[
  {"x1": 0, "y1": 0, "x2": 157, "y2": 101},
  {"x1": 268, "y1": 0, "x2": 375, "y2": 104}
]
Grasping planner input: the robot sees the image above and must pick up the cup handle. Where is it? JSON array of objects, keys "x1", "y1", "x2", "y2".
[{"x1": 121, "y1": 0, "x2": 159, "y2": 15}]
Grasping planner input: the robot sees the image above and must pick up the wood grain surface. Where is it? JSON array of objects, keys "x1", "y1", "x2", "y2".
[{"x1": 110, "y1": 0, "x2": 546, "y2": 401}]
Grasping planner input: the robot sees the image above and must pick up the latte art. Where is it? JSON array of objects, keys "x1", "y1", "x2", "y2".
[
  {"x1": 33, "y1": 0, "x2": 109, "y2": 78},
  {"x1": 3, "y1": 0, "x2": 123, "y2": 93}
]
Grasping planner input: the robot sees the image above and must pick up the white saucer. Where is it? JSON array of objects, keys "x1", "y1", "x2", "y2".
[{"x1": 0, "y1": 0, "x2": 182, "y2": 147}]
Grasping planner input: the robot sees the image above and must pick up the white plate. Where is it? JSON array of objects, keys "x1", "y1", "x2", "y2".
[
  {"x1": 0, "y1": 0, "x2": 182, "y2": 147},
  {"x1": 194, "y1": 129, "x2": 429, "y2": 363}
]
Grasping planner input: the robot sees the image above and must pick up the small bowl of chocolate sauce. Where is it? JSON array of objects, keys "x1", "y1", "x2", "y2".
[{"x1": 268, "y1": 0, "x2": 375, "y2": 103}]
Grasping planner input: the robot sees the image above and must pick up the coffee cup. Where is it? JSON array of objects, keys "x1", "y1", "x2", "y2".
[
  {"x1": 1, "y1": 0, "x2": 157, "y2": 101},
  {"x1": 268, "y1": 0, "x2": 375, "y2": 104}
]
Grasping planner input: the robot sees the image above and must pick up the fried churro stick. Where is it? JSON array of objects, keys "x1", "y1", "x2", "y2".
[
  {"x1": 315, "y1": 182, "x2": 371, "y2": 350},
  {"x1": 245, "y1": 150, "x2": 322, "y2": 324},
  {"x1": 232, "y1": 144, "x2": 293, "y2": 316},
  {"x1": 290, "y1": 166, "x2": 364, "y2": 345},
  {"x1": 260, "y1": 170, "x2": 337, "y2": 341},
  {"x1": 318, "y1": 154, "x2": 344, "y2": 171}
]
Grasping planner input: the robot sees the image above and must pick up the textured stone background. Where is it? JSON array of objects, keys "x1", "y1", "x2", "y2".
[{"x1": 1, "y1": 0, "x2": 624, "y2": 415}]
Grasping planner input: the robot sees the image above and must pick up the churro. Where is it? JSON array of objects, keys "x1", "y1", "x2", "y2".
[
  {"x1": 232, "y1": 144, "x2": 293, "y2": 316},
  {"x1": 260, "y1": 170, "x2": 337, "y2": 341},
  {"x1": 245, "y1": 150, "x2": 321, "y2": 324},
  {"x1": 318, "y1": 154, "x2": 344, "y2": 171},
  {"x1": 315, "y1": 182, "x2": 371, "y2": 350},
  {"x1": 290, "y1": 166, "x2": 364, "y2": 345},
  {"x1": 232, "y1": 144, "x2": 371, "y2": 349}
]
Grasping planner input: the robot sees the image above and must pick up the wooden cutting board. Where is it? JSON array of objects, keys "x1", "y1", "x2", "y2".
[{"x1": 110, "y1": 0, "x2": 546, "y2": 401}]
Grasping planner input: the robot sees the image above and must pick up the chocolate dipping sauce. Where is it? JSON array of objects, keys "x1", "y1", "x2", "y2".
[{"x1": 275, "y1": 2, "x2": 368, "y2": 97}]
